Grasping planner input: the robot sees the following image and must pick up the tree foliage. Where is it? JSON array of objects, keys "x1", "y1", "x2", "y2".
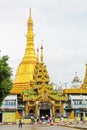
[{"x1": 0, "y1": 55, "x2": 13, "y2": 106}]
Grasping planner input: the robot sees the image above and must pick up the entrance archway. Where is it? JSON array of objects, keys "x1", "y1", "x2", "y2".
[
  {"x1": 38, "y1": 102, "x2": 52, "y2": 119},
  {"x1": 29, "y1": 109, "x2": 34, "y2": 116},
  {"x1": 55, "y1": 109, "x2": 60, "y2": 117}
]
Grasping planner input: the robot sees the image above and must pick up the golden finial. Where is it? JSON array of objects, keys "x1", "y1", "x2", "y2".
[
  {"x1": 40, "y1": 40, "x2": 44, "y2": 63},
  {"x1": 40, "y1": 39, "x2": 43, "y2": 49},
  {"x1": 37, "y1": 48, "x2": 39, "y2": 62},
  {"x1": 41, "y1": 44, "x2": 43, "y2": 50},
  {"x1": 27, "y1": 7, "x2": 33, "y2": 26},
  {"x1": 29, "y1": 7, "x2": 31, "y2": 17}
]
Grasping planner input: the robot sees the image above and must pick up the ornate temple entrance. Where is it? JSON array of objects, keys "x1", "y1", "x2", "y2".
[{"x1": 38, "y1": 102, "x2": 52, "y2": 118}]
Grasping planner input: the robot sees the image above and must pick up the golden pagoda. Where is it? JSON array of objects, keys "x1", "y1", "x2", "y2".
[
  {"x1": 11, "y1": 9, "x2": 37, "y2": 94},
  {"x1": 10, "y1": 9, "x2": 66, "y2": 120}
]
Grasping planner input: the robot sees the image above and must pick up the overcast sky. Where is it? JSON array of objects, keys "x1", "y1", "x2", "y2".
[{"x1": 0, "y1": 0, "x2": 87, "y2": 88}]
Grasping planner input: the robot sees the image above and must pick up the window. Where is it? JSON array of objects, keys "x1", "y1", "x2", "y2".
[
  {"x1": 74, "y1": 101, "x2": 76, "y2": 105},
  {"x1": 79, "y1": 101, "x2": 82, "y2": 105},
  {"x1": 14, "y1": 101, "x2": 16, "y2": 106},
  {"x1": 5, "y1": 101, "x2": 8, "y2": 106}
]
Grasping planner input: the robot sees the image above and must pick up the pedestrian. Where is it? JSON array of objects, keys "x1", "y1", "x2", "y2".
[
  {"x1": 18, "y1": 118, "x2": 22, "y2": 128},
  {"x1": 31, "y1": 116, "x2": 33, "y2": 123},
  {"x1": 37, "y1": 116, "x2": 39, "y2": 122}
]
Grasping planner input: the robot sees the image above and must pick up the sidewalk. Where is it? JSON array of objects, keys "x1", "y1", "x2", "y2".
[
  {"x1": 62, "y1": 122, "x2": 87, "y2": 129},
  {"x1": 46, "y1": 121, "x2": 87, "y2": 129},
  {"x1": 0, "y1": 121, "x2": 87, "y2": 129}
]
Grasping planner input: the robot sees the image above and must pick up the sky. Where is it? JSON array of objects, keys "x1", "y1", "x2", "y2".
[{"x1": 0, "y1": 0, "x2": 87, "y2": 88}]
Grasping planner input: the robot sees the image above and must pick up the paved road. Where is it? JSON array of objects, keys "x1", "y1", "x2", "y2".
[{"x1": 0, "y1": 124, "x2": 80, "y2": 130}]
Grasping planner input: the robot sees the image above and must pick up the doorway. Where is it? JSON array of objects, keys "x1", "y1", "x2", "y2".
[
  {"x1": 80, "y1": 112, "x2": 83, "y2": 121},
  {"x1": 40, "y1": 109, "x2": 50, "y2": 117},
  {"x1": 38, "y1": 102, "x2": 52, "y2": 119},
  {"x1": 0, "y1": 113, "x2": 2, "y2": 122}
]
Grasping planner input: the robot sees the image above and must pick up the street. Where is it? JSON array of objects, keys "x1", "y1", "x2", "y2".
[{"x1": 0, "y1": 124, "x2": 80, "y2": 130}]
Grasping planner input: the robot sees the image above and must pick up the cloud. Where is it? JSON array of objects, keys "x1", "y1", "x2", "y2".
[
  {"x1": 58, "y1": 0, "x2": 87, "y2": 14},
  {"x1": 28, "y1": 0, "x2": 87, "y2": 14}
]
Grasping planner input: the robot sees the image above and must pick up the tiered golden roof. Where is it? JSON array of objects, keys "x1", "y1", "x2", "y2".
[{"x1": 23, "y1": 46, "x2": 66, "y2": 102}]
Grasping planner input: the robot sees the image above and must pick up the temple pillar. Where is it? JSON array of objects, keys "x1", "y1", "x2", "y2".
[
  {"x1": 61, "y1": 103, "x2": 64, "y2": 116},
  {"x1": 35, "y1": 101, "x2": 39, "y2": 116},
  {"x1": 51, "y1": 101, "x2": 55, "y2": 116},
  {"x1": 25, "y1": 101, "x2": 29, "y2": 116}
]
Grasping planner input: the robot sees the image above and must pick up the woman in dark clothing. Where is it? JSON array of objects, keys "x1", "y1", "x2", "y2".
[{"x1": 18, "y1": 119, "x2": 22, "y2": 128}]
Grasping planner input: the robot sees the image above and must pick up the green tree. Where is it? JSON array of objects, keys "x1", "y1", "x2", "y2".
[{"x1": 0, "y1": 55, "x2": 13, "y2": 106}]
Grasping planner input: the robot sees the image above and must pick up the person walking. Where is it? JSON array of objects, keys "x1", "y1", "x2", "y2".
[{"x1": 18, "y1": 118, "x2": 22, "y2": 128}]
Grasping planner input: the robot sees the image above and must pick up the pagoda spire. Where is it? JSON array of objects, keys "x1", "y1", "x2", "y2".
[
  {"x1": 81, "y1": 64, "x2": 87, "y2": 89},
  {"x1": 37, "y1": 48, "x2": 39, "y2": 62},
  {"x1": 29, "y1": 7, "x2": 31, "y2": 17},
  {"x1": 40, "y1": 44, "x2": 44, "y2": 63},
  {"x1": 23, "y1": 8, "x2": 37, "y2": 62}
]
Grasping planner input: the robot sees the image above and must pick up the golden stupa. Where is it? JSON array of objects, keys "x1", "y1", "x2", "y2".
[{"x1": 11, "y1": 9, "x2": 37, "y2": 94}]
